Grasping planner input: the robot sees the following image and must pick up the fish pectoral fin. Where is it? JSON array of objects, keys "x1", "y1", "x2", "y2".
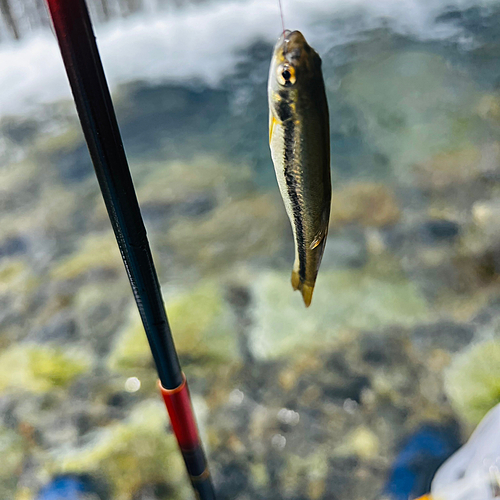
[
  {"x1": 310, "y1": 209, "x2": 330, "y2": 250},
  {"x1": 310, "y1": 227, "x2": 327, "y2": 250}
]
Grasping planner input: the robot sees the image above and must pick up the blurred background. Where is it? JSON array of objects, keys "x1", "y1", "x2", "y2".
[{"x1": 2, "y1": 0, "x2": 500, "y2": 499}]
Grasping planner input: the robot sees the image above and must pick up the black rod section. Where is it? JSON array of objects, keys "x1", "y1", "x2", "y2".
[{"x1": 45, "y1": 0, "x2": 182, "y2": 389}]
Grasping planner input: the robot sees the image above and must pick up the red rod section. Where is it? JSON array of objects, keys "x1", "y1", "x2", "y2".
[
  {"x1": 160, "y1": 376, "x2": 200, "y2": 450},
  {"x1": 160, "y1": 378, "x2": 215, "y2": 498}
]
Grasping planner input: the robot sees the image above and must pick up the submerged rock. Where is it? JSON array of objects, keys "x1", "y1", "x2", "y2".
[
  {"x1": 0, "y1": 236, "x2": 27, "y2": 258},
  {"x1": 135, "y1": 157, "x2": 253, "y2": 209},
  {"x1": 50, "y1": 233, "x2": 123, "y2": 281},
  {"x1": 412, "y1": 321, "x2": 475, "y2": 353},
  {"x1": 0, "y1": 159, "x2": 40, "y2": 216},
  {"x1": 248, "y1": 259, "x2": 429, "y2": 360},
  {"x1": 0, "y1": 425, "x2": 26, "y2": 499},
  {"x1": 472, "y1": 199, "x2": 500, "y2": 236},
  {"x1": 418, "y1": 220, "x2": 460, "y2": 244},
  {"x1": 91, "y1": 156, "x2": 254, "y2": 230},
  {"x1": 330, "y1": 183, "x2": 401, "y2": 228},
  {"x1": 166, "y1": 194, "x2": 287, "y2": 274},
  {"x1": 72, "y1": 282, "x2": 130, "y2": 354},
  {"x1": 413, "y1": 147, "x2": 485, "y2": 190},
  {"x1": 209, "y1": 326, "x2": 455, "y2": 500}
]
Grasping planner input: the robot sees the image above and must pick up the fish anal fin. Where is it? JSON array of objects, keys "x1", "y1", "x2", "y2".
[{"x1": 291, "y1": 269, "x2": 300, "y2": 290}]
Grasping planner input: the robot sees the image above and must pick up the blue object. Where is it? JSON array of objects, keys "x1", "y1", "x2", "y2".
[
  {"x1": 36, "y1": 475, "x2": 102, "y2": 500},
  {"x1": 383, "y1": 425, "x2": 461, "y2": 500}
]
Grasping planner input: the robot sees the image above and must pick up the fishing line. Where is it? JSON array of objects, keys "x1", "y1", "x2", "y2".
[{"x1": 278, "y1": 0, "x2": 286, "y2": 34}]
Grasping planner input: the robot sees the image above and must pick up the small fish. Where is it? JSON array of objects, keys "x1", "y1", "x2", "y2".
[{"x1": 268, "y1": 30, "x2": 331, "y2": 307}]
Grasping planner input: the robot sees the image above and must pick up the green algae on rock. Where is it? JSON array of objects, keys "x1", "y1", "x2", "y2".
[
  {"x1": 34, "y1": 126, "x2": 83, "y2": 156},
  {"x1": 445, "y1": 339, "x2": 500, "y2": 426},
  {"x1": 0, "y1": 344, "x2": 90, "y2": 393},
  {"x1": 0, "y1": 161, "x2": 78, "y2": 238},
  {"x1": 0, "y1": 159, "x2": 39, "y2": 212},
  {"x1": 168, "y1": 279, "x2": 237, "y2": 363},
  {"x1": 0, "y1": 258, "x2": 38, "y2": 295},
  {"x1": 48, "y1": 400, "x2": 189, "y2": 500},
  {"x1": 50, "y1": 232, "x2": 123, "y2": 281},
  {"x1": 340, "y1": 426, "x2": 380, "y2": 460}
]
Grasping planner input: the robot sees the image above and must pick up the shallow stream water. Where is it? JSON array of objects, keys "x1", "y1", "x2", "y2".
[{"x1": 3, "y1": 1, "x2": 500, "y2": 499}]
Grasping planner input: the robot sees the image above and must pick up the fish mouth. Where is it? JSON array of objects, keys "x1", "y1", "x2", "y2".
[
  {"x1": 277, "y1": 29, "x2": 292, "y2": 45},
  {"x1": 274, "y1": 30, "x2": 308, "y2": 65}
]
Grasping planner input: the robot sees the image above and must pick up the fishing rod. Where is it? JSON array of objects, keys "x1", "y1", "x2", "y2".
[{"x1": 44, "y1": 0, "x2": 216, "y2": 498}]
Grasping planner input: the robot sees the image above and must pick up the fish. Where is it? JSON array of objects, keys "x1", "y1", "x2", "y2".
[{"x1": 268, "y1": 29, "x2": 331, "y2": 307}]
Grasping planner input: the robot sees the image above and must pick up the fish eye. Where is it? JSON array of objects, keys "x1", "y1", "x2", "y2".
[{"x1": 277, "y1": 64, "x2": 296, "y2": 86}]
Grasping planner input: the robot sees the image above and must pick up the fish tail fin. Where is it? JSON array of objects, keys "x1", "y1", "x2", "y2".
[
  {"x1": 291, "y1": 266, "x2": 315, "y2": 307},
  {"x1": 300, "y1": 283, "x2": 314, "y2": 307}
]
